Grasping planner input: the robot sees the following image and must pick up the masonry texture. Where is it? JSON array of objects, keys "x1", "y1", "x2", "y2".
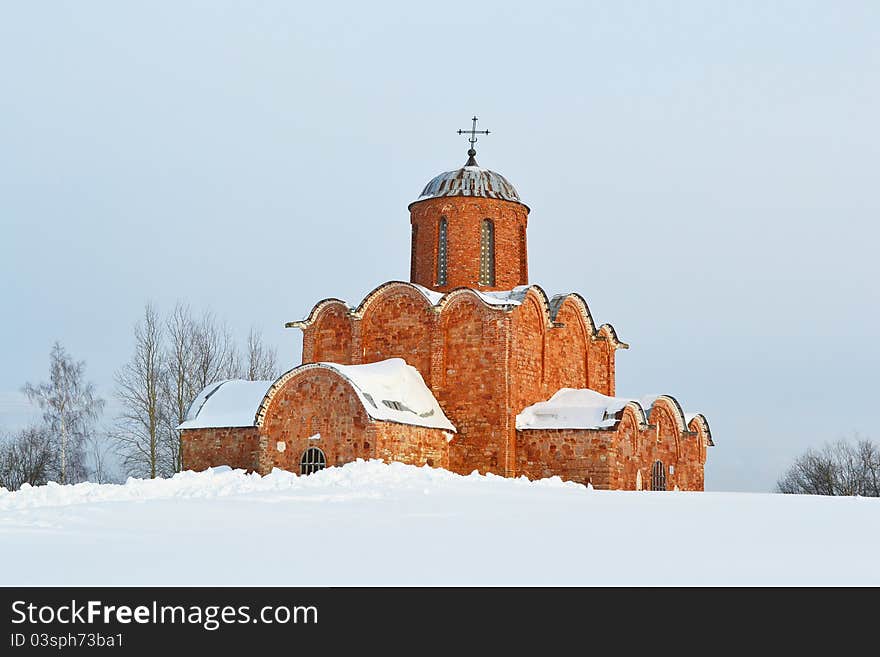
[
  {"x1": 181, "y1": 152, "x2": 713, "y2": 490},
  {"x1": 409, "y1": 196, "x2": 529, "y2": 292}
]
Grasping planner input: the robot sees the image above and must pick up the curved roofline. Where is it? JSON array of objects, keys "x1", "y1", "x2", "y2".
[
  {"x1": 351, "y1": 280, "x2": 436, "y2": 320},
  {"x1": 408, "y1": 194, "x2": 530, "y2": 213},
  {"x1": 516, "y1": 388, "x2": 707, "y2": 438},
  {"x1": 517, "y1": 285, "x2": 554, "y2": 328},
  {"x1": 256, "y1": 363, "x2": 367, "y2": 428},
  {"x1": 254, "y1": 361, "x2": 456, "y2": 432},
  {"x1": 687, "y1": 413, "x2": 715, "y2": 447},
  {"x1": 622, "y1": 401, "x2": 650, "y2": 429},
  {"x1": 649, "y1": 395, "x2": 689, "y2": 435},
  {"x1": 597, "y1": 323, "x2": 629, "y2": 350},
  {"x1": 408, "y1": 164, "x2": 529, "y2": 211},
  {"x1": 286, "y1": 281, "x2": 628, "y2": 350},
  {"x1": 549, "y1": 292, "x2": 595, "y2": 331},
  {"x1": 437, "y1": 285, "x2": 527, "y2": 313},
  {"x1": 285, "y1": 298, "x2": 351, "y2": 329},
  {"x1": 183, "y1": 380, "x2": 227, "y2": 423}
]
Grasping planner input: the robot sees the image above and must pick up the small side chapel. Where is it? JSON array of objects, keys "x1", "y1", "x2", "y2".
[{"x1": 179, "y1": 119, "x2": 714, "y2": 491}]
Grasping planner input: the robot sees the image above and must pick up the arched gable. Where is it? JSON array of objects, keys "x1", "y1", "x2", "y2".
[
  {"x1": 597, "y1": 323, "x2": 628, "y2": 350},
  {"x1": 622, "y1": 401, "x2": 650, "y2": 430},
  {"x1": 520, "y1": 285, "x2": 554, "y2": 328},
  {"x1": 351, "y1": 280, "x2": 436, "y2": 319},
  {"x1": 687, "y1": 414, "x2": 713, "y2": 445},
  {"x1": 549, "y1": 292, "x2": 597, "y2": 335},
  {"x1": 688, "y1": 414, "x2": 713, "y2": 465},
  {"x1": 545, "y1": 296, "x2": 591, "y2": 392},
  {"x1": 357, "y1": 283, "x2": 435, "y2": 382},
  {"x1": 255, "y1": 363, "x2": 360, "y2": 428},
  {"x1": 439, "y1": 292, "x2": 488, "y2": 390},
  {"x1": 510, "y1": 292, "x2": 546, "y2": 412},
  {"x1": 285, "y1": 298, "x2": 351, "y2": 329},
  {"x1": 255, "y1": 364, "x2": 374, "y2": 473},
  {"x1": 650, "y1": 395, "x2": 688, "y2": 435},
  {"x1": 648, "y1": 396, "x2": 687, "y2": 461},
  {"x1": 310, "y1": 302, "x2": 353, "y2": 364}
]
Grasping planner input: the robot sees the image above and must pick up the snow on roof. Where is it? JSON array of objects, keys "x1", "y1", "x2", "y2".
[
  {"x1": 405, "y1": 283, "x2": 528, "y2": 308},
  {"x1": 319, "y1": 359, "x2": 455, "y2": 432},
  {"x1": 516, "y1": 388, "x2": 671, "y2": 431},
  {"x1": 415, "y1": 166, "x2": 522, "y2": 205},
  {"x1": 178, "y1": 380, "x2": 275, "y2": 430},
  {"x1": 409, "y1": 283, "x2": 445, "y2": 306},
  {"x1": 178, "y1": 359, "x2": 455, "y2": 433},
  {"x1": 473, "y1": 286, "x2": 529, "y2": 307}
]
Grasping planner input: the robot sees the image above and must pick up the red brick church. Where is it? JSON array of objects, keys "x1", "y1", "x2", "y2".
[{"x1": 180, "y1": 120, "x2": 714, "y2": 491}]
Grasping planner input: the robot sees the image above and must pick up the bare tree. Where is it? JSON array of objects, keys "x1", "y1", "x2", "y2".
[
  {"x1": 160, "y1": 303, "x2": 198, "y2": 473},
  {"x1": 157, "y1": 306, "x2": 244, "y2": 473},
  {"x1": 86, "y1": 432, "x2": 117, "y2": 484},
  {"x1": 113, "y1": 303, "x2": 169, "y2": 479},
  {"x1": 0, "y1": 426, "x2": 57, "y2": 491},
  {"x1": 113, "y1": 303, "x2": 277, "y2": 478},
  {"x1": 22, "y1": 342, "x2": 105, "y2": 484},
  {"x1": 244, "y1": 327, "x2": 280, "y2": 381},
  {"x1": 777, "y1": 437, "x2": 880, "y2": 497},
  {"x1": 191, "y1": 311, "x2": 240, "y2": 390}
]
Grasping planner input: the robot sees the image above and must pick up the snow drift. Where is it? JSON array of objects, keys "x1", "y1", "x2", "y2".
[{"x1": 1, "y1": 460, "x2": 878, "y2": 585}]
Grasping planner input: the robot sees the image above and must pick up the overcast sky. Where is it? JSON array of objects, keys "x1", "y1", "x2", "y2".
[{"x1": 2, "y1": 1, "x2": 878, "y2": 492}]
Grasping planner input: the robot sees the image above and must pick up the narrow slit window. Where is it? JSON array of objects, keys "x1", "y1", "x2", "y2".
[
  {"x1": 479, "y1": 218, "x2": 495, "y2": 286},
  {"x1": 437, "y1": 217, "x2": 448, "y2": 285},
  {"x1": 410, "y1": 224, "x2": 418, "y2": 281}
]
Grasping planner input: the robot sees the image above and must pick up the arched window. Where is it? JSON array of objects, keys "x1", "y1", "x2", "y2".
[
  {"x1": 436, "y1": 217, "x2": 448, "y2": 285},
  {"x1": 479, "y1": 218, "x2": 495, "y2": 286},
  {"x1": 651, "y1": 460, "x2": 667, "y2": 491},
  {"x1": 300, "y1": 447, "x2": 326, "y2": 475},
  {"x1": 519, "y1": 225, "x2": 527, "y2": 281},
  {"x1": 410, "y1": 224, "x2": 418, "y2": 281}
]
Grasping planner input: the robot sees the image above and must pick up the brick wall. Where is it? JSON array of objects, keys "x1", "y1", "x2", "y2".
[
  {"x1": 543, "y1": 298, "x2": 589, "y2": 395},
  {"x1": 181, "y1": 427, "x2": 262, "y2": 473},
  {"x1": 309, "y1": 302, "x2": 352, "y2": 364},
  {"x1": 296, "y1": 283, "x2": 624, "y2": 479},
  {"x1": 516, "y1": 401, "x2": 708, "y2": 491},
  {"x1": 409, "y1": 196, "x2": 529, "y2": 292},
  {"x1": 516, "y1": 428, "x2": 616, "y2": 488},
  {"x1": 259, "y1": 367, "x2": 376, "y2": 474},
  {"x1": 181, "y1": 366, "x2": 452, "y2": 476},
  {"x1": 375, "y1": 423, "x2": 450, "y2": 470},
  {"x1": 439, "y1": 294, "x2": 511, "y2": 475},
  {"x1": 603, "y1": 402, "x2": 706, "y2": 491},
  {"x1": 361, "y1": 286, "x2": 434, "y2": 385}
]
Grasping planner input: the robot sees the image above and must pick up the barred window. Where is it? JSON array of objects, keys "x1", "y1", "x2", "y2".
[
  {"x1": 300, "y1": 447, "x2": 327, "y2": 475},
  {"x1": 651, "y1": 460, "x2": 667, "y2": 491},
  {"x1": 479, "y1": 218, "x2": 495, "y2": 286},
  {"x1": 437, "y1": 217, "x2": 448, "y2": 285},
  {"x1": 410, "y1": 224, "x2": 418, "y2": 281}
]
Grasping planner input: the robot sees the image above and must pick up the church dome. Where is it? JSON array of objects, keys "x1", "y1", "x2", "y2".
[{"x1": 415, "y1": 165, "x2": 522, "y2": 205}]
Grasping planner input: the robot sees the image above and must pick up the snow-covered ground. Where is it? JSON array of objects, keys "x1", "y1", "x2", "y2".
[{"x1": 1, "y1": 460, "x2": 878, "y2": 585}]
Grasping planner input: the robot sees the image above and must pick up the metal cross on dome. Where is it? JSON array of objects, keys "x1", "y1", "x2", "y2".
[{"x1": 458, "y1": 115, "x2": 489, "y2": 166}]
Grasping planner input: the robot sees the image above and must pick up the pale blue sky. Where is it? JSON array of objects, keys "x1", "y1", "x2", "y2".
[{"x1": 2, "y1": 1, "x2": 878, "y2": 491}]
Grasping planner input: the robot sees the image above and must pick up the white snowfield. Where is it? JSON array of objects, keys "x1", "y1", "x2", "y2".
[{"x1": 1, "y1": 460, "x2": 878, "y2": 585}]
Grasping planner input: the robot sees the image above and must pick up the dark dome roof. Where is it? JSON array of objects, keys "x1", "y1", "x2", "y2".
[{"x1": 415, "y1": 165, "x2": 522, "y2": 205}]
